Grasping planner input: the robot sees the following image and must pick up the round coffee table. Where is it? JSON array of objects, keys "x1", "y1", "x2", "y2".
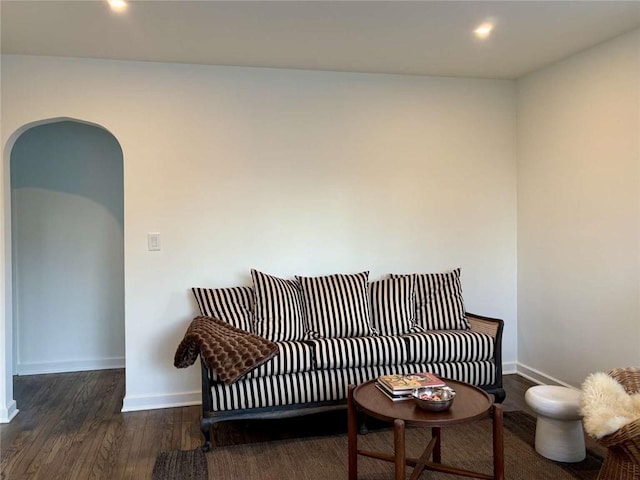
[{"x1": 347, "y1": 379, "x2": 504, "y2": 480}]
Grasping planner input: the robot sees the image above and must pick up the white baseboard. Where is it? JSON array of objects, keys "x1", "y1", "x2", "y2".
[
  {"x1": 516, "y1": 362, "x2": 577, "y2": 389},
  {"x1": 502, "y1": 361, "x2": 517, "y2": 375},
  {"x1": 0, "y1": 400, "x2": 19, "y2": 423},
  {"x1": 16, "y1": 357, "x2": 125, "y2": 375},
  {"x1": 121, "y1": 390, "x2": 201, "y2": 412}
]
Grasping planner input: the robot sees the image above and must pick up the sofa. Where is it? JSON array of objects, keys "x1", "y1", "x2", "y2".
[{"x1": 179, "y1": 268, "x2": 505, "y2": 451}]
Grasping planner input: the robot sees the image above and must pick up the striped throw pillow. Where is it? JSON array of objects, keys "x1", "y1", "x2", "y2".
[
  {"x1": 191, "y1": 286, "x2": 254, "y2": 332},
  {"x1": 368, "y1": 276, "x2": 421, "y2": 336},
  {"x1": 251, "y1": 269, "x2": 307, "y2": 342},
  {"x1": 392, "y1": 268, "x2": 469, "y2": 330},
  {"x1": 296, "y1": 271, "x2": 375, "y2": 339}
]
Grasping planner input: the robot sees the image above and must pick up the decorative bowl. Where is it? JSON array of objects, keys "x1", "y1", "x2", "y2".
[{"x1": 412, "y1": 386, "x2": 456, "y2": 412}]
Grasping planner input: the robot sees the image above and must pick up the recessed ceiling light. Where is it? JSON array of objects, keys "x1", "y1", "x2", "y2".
[
  {"x1": 474, "y1": 22, "x2": 494, "y2": 40},
  {"x1": 108, "y1": 0, "x2": 128, "y2": 12}
]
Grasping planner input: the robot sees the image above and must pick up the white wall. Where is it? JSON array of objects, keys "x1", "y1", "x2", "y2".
[
  {"x1": 11, "y1": 121, "x2": 124, "y2": 375},
  {"x1": 1, "y1": 55, "x2": 517, "y2": 413},
  {"x1": 517, "y1": 29, "x2": 640, "y2": 387}
]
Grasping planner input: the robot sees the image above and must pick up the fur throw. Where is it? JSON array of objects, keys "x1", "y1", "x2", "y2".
[{"x1": 580, "y1": 372, "x2": 640, "y2": 439}]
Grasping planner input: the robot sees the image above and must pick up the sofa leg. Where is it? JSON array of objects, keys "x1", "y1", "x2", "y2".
[
  {"x1": 200, "y1": 418, "x2": 213, "y2": 452},
  {"x1": 492, "y1": 388, "x2": 506, "y2": 404}
]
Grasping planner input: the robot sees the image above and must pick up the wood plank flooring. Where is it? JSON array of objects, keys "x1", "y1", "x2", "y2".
[{"x1": 0, "y1": 371, "x2": 576, "y2": 479}]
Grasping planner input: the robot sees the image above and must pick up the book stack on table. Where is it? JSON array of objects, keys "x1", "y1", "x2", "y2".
[{"x1": 376, "y1": 372, "x2": 445, "y2": 401}]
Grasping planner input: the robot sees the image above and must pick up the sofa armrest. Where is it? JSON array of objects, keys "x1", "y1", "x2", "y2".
[
  {"x1": 467, "y1": 312, "x2": 503, "y2": 338},
  {"x1": 466, "y1": 312, "x2": 505, "y2": 402}
]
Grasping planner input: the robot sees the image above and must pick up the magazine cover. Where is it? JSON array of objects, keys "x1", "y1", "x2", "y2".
[{"x1": 378, "y1": 372, "x2": 445, "y2": 393}]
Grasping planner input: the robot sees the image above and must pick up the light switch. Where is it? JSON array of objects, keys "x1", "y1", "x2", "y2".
[{"x1": 148, "y1": 232, "x2": 161, "y2": 251}]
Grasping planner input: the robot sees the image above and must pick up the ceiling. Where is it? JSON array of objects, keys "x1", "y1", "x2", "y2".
[{"x1": 1, "y1": 1, "x2": 639, "y2": 80}]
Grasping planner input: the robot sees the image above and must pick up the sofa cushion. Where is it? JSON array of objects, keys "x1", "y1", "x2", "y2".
[
  {"x1": 368, "y1": 276, "x2": 421, "y2": 335},
  {"x1": 209, "y1": 364, "x2": 426, "y2": 411},
  {"x1": 417, "y1": 361, "x2": 497, "y2": 387},
  {"x1": 392, "y1": 268, "x2": 469, "y2": 330},
  {"x1": 243, "y1": 341, "x2": 315, "y2": 379},
  {"x1": 309, "y1": 335, "x2": 408, "y2": 369},
  {"x1": 297, "y1": 271, "x2": 375, "y2": 339},
  {"x1": 402, "y1": 330, "x2": 494, "y2": 364},
  {"x1": 192, "y1": 286, "x2": 254, "y2": 332},
  {"x1": 251, "y1": 269, "x2": 307, "y2": 342}
]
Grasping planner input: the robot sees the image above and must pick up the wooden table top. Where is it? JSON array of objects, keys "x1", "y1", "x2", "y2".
[{"x1": 353, "y1": 379, "x2": 492, "y2": 428}]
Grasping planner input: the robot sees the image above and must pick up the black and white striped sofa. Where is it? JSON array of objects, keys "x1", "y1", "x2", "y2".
[{"x1": 193, "y1": 268, "x2": 505, "y2": 450}]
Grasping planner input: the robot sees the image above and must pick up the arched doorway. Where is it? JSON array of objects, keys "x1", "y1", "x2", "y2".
[{"x1": 4, "y1": 118, "x2": 124, "y2": 417}]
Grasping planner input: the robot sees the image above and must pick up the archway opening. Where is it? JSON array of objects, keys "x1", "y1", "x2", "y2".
[{"x1": 4, "y1": 118, "x2": 124, "y2": 419}]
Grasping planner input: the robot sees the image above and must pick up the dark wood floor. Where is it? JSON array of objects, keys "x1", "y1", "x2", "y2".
[{"x1": 0, "y1": 371, "x2": 572, "y2": 479}]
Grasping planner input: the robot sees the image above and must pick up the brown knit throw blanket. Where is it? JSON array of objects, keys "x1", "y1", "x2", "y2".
[{"x1": 174, "y1": 316, "x2": 279, "y2": 385}]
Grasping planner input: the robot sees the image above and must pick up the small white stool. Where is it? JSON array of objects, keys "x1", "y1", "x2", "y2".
[{"x1": 525, "y1": 385, "x2": 586, "y2": 462}]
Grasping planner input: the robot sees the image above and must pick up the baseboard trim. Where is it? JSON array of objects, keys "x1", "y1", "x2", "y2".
[
  {"x1": 16, "y1": 357, "x2": 125, "y2": 376},
  {"x1": 121, "y1": 390, "x2": 201, "y2": 412},
  {"x1": 0, "y1": 400, "x2": 19, "y2": 423},
  {"x1": 502, "y1": 361, "x2": 517, "y2": 375},
  {"x1": 516, "y1": 363, "x2": 577, "y2": 389}
]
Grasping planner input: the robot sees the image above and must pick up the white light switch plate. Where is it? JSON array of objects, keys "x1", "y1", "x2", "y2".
[{"x1": 148, "y1": 233, "x2": 161, "y2": 251}]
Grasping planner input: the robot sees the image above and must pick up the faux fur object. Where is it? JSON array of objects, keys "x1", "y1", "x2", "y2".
[
  {"x1": 580, "y1": 372, "x2": 640, "y2": 439},
  {"x1": 174, "y1": 316, "x2": 278, "y2": 385}
]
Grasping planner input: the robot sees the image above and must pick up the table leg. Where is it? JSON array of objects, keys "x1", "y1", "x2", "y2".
[
  {"x1": 394, "y1": 419, "x2": 406, "y2": 480},
  {"x1": 493, "y1": 403, "x2": 504, "y2": 480},
  {"x1": 432, "y1": 426, "x2": 441, "y2": 463},
  {"x1": 348, "y1": 385, "x2": 358, "y2": 480}
]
